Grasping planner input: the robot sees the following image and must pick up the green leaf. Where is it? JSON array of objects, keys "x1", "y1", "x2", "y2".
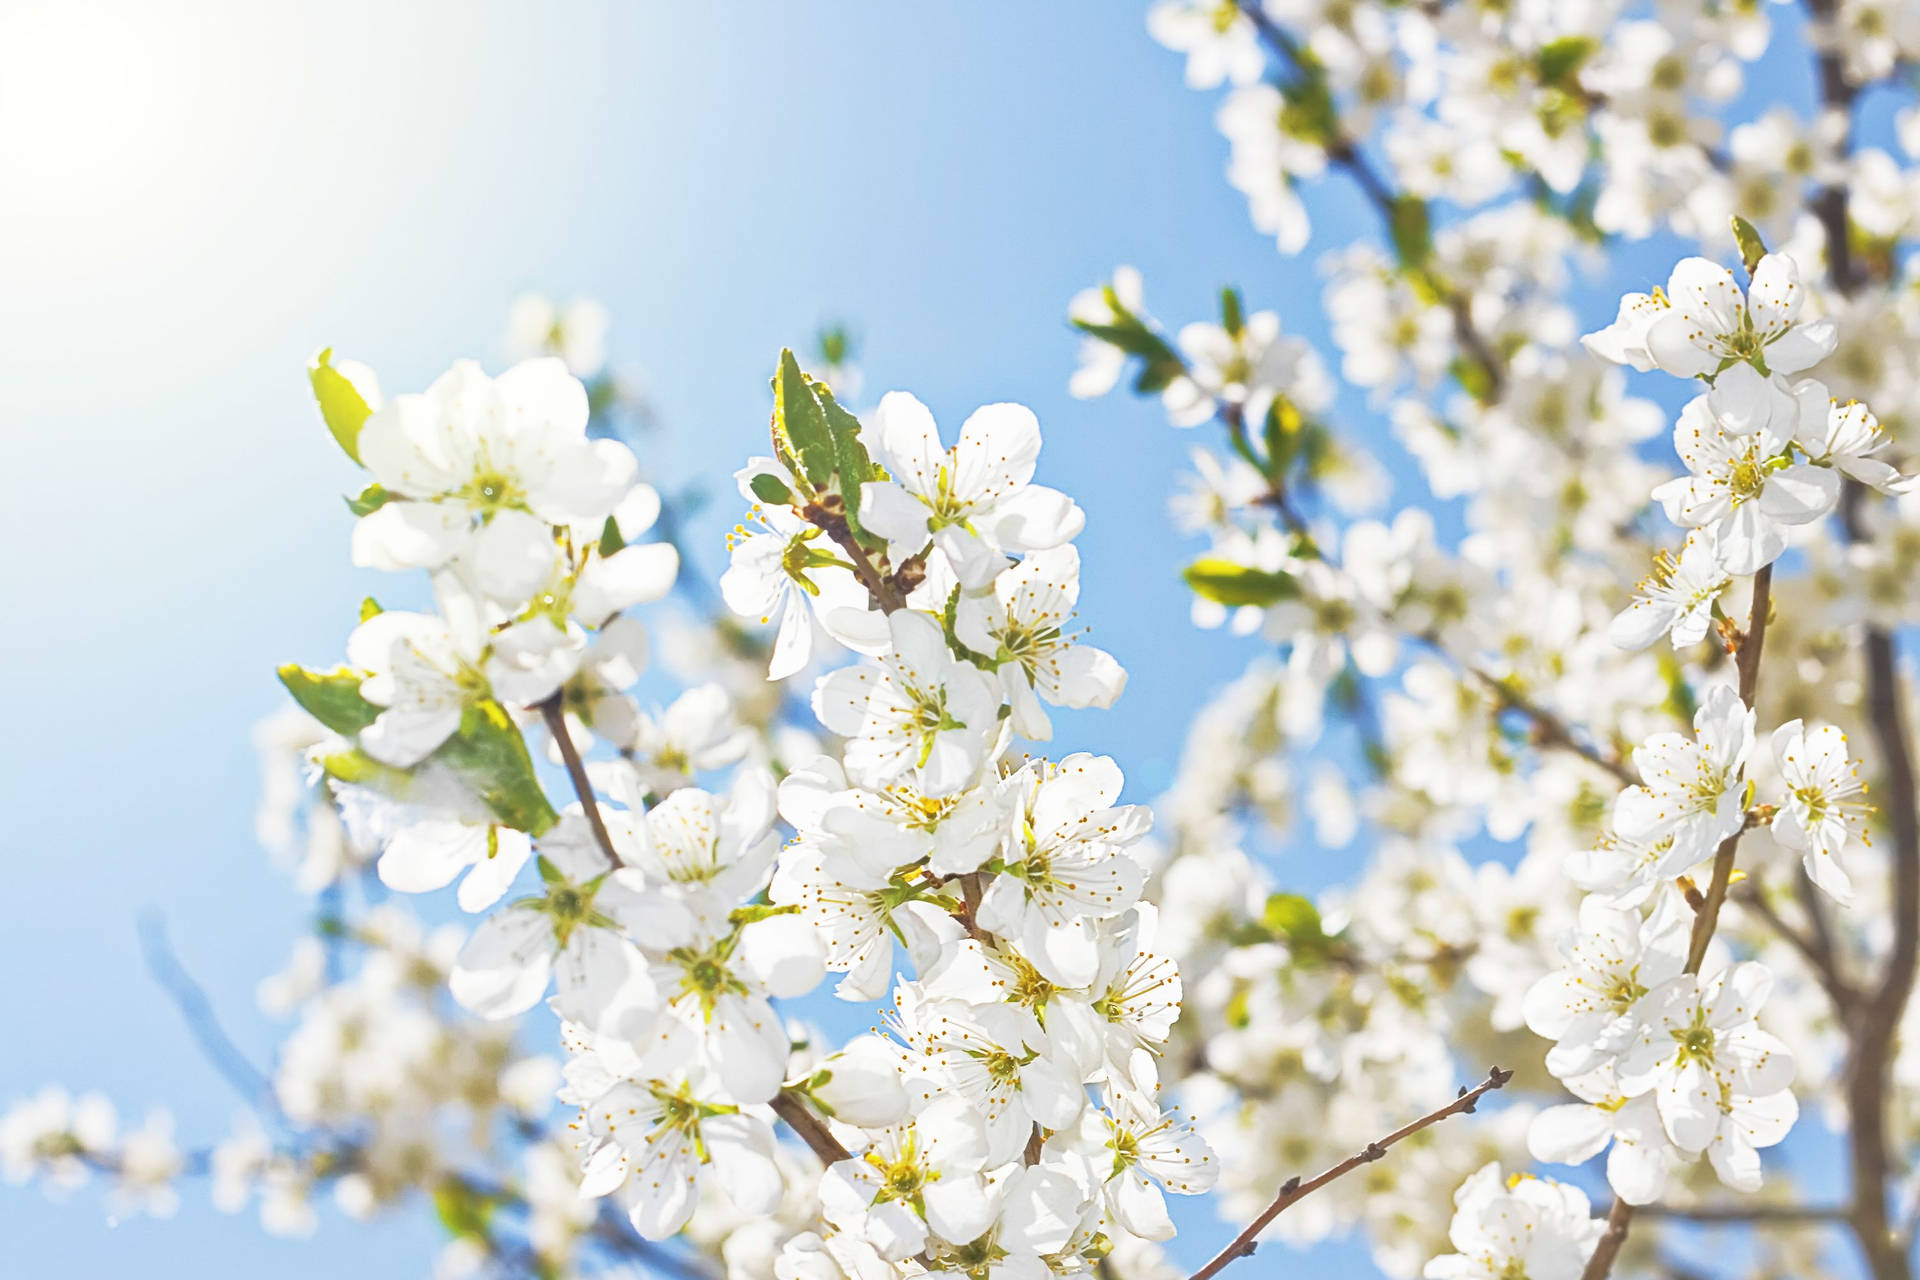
[
  {"x1": 436, "y1": 700, "x2": 559, "y2": 835},
  {"x1": 358, "y1": 597, "x2": 382, "y2": 622},
  {"x1": 1072, "y1": 316, "x2": 1182, "y2": 368},
  {"x1": 818, "y1": 384, "x2": 874, "y2": 528},
  {"x1": 1535, "y1": 35, "x2": 1597, "y2": 88},
  {"x1": 278, "y1": 663, "x2": 381, "y2": 735},
  {"x1": 344, "y1": 483, "x2": 390, "y2": 517},
  {"x1": 1262, "y1": 397, "x2": 1304, "y2": 474},
  {"x1": 773, "y1": 348, "x2": 835, "y2": 490},
  {"x1": 1731, "y1": 215, "x2": 1768, "y2": 278},
  {"x1": 432, "y1": 1178, "x2": 496, "y2": 1242},
  {"x1": 1449, "y1": 354, "x2": 1496, "y2": 405},
  {"x1": 1388, "y1": 196, "x2": 1432, "y2": 269},
  {"x1": 1277, "y1": 75, "x2": 1338, "y2": 148},
  {"x1": 309, "y1": 348, "x2": 372, "y2": 464},
  {"x1": 749, "y1": 472, "x2": 794, "y2": 506},
  {"x1": 1262, "y1": 893, "x2": 1325, "y2": 945},
  {"x1": 817, "y1": 324, "x2": 852, "y2": 367},
  {"x1": 1182, "y1": 558, "x2": 1299, "y2": 608},
  {"x1": 1220, "y1": 286, "x2": 1245, "y2": 338}
]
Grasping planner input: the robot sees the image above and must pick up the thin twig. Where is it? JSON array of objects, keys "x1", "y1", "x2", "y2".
[
  {"x1": 139, "y1": 913, "x2": 281, "y2": 1120},
  {"x1": 1733, "y1": 882, "x2": 1857, "y2": 1011},
  {"x1": 1468, "y1": 667, "x2": 1639, "y2": 787},
  {"x1": 537, "y1": 694, "x2": 622, "y2": 869},
  {"x1": 816, "y1": 516, "x2": 907, "y2": 614},
  {"x1": 1188, "y1": 1066, "x2": 1513, "y2": 1280},
  {"x1": 1236, "y1": 1, "x2": 1506, "y2": 400}
]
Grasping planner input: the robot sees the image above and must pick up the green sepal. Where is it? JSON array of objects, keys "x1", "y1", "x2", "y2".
[
  {"x1": 536, "y1": 855, "x2": 567, "y2": 885},
  {"x1": 309, "y1": 348, "x2": 372, "y2": 464},
  {"x1": 1220, "y1": 286, "x2": 1245, "y2": 338},
  {"x1": 436, "y1": 700, "x2": 559, "y2": 835},
  {"x1": 1182, "y1": 558, "x2": 1299, "y2": 607},
  {"x1": 750, "y1": 472, "x2": 795, "y2": 506},
  {"x1": 316, "y1": 746, "x2": 414, "y2": 796},
  {"x1": 729, "y1": 902, "x2": 802, "y2": 927},
  {"x1": 359, "y1": 597, "x2": 383, "y2": 623},
  {"x1": 1730, "y1": 215, "x2": 1768, "y2": 278},
  {"x1": 598, "y1": 514, "x2": 625, "y2": 557},
  {"x1": 345, "y1": 483, "x2": 390, "y2": 517},
  {"x1": 278, "y1": 663, "x2": 381, "y2": 735}
]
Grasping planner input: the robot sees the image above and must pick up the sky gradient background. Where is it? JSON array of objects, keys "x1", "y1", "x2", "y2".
[{"x1": 0, "y1": 2, "x2": 1858, "y2": 1277}]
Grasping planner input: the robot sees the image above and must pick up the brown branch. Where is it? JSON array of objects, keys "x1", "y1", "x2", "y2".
[
  {"x1": 1734, "y1": 882, "x2": 1858, "y2": 1011},
  {"x1": 1584, "y1": 564, "x2": 1773, "y2": 1280},
  {"x1": 537, "y1": 694, "x2": 622, "y2": 870},
  {"x1": 1468, "y1": 667, "x2": 1639, "y2": 787},
  {"x1": 769, "y1": 1089, "x2": 855, "y2": 1168},
  {"x1": 803, "y1": 503, "x2": 908, "y2": 615},
  {"x1": 1803, "y1": 6, "x2": 1920, "y2": 1259},
  {"x1": 1844, "y1": 618, "x2": 1919, "y2": 1280},
  {"x1": 1187, "y1": 1066, "x2": 1513, "y2": 1280},
  {"x1": 1639, "y1": 1201, "x2": 1848, "y2": 1225},
  {"x1": 1236, "y1": 2, "x2": 1505, "y2": 400}
]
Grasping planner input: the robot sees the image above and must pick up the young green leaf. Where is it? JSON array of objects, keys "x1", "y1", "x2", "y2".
[
  {"x1": 1731, "y1": 215, "x2": 1768, "y2": 278},
  {"x1": 436, "y1": 700, "x2": 559, "y2": 835},
  {"x1": 1182, "y1": 558, "x2": 1300, "y2": 607},
  {"x1": 1220, "y1": 286, "x2": 1245, "y2": 338},
  {"x1": 818, "y1": 383, "x2": 874, "y2": 528},
  {"x1": 773, "y1": 348, "x2": 836, "y2": 490},
  {"x1": 309, "y1": 348, "x2": 373, "y2": 464},
  {"x1": 344, "y1": 483, "x2": 390, "y2": 517},
  {"x1": 277, "y1": 663, "x2": 382, "y2": 735}
]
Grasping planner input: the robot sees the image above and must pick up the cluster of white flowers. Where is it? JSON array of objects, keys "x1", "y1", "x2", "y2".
[
  {"x1": 16, "y1": 5, "x2": 1920, "y2": 1279},
  {"x1": 702, "y1": 359, "x2": 1218, "y2": 1277},
  {"x1": 1, "y1": 1087, "x2": 184, "y2": 1222},
  {"x1": 1507, "y1": 248, "x2": 1904, "y2": 1229},
  {"x1": 1075, "y1": 4, "x2": 1920, "y2": 1277},
  {"x1": 8, "y1": 329, "x2": 1236, "y2": 1280}
]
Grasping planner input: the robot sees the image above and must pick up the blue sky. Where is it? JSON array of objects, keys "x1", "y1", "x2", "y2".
[{"x1": 0, "y1": 2, "x2": 1869, "y2": 1277}]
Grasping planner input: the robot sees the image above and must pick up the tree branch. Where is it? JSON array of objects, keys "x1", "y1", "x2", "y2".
[
  {"x1": 1583, "y1": 564, "x2": 1772, "y2": 1280},
  {"x1": 769, "y1": 1089, "x2": 855, "y2": 1168},
  {"x1": 1468, "y1": 666, "x2": 1639, "y2": 787},
  {"x1": 139, "y1": 913, "x2": 281, "y2": 1121},
  {"x1": 1802, "y1": 4, "x2": 1920, "y2": 1258},
  {"x1": 1639, "y1": 1201, "x2": 1848, "y2": 1225},
  {"x1": 1733, "y1": 881, "x2": 1857, "y2": 1011},
  {"x1": 537, "y1": 694, "x2": 622, "y2": 869},
  {"x1": 1188, "y1": 1066, "x2": 1513, "y2": 1280},
  {"x1": 1236, "y1": 1, "x2": 1506, "y2": 400}
]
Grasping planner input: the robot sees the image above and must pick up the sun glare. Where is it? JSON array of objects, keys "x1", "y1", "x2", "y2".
[{"x1": 0, "y1": 4, "x2": 242, "y2": 276}]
